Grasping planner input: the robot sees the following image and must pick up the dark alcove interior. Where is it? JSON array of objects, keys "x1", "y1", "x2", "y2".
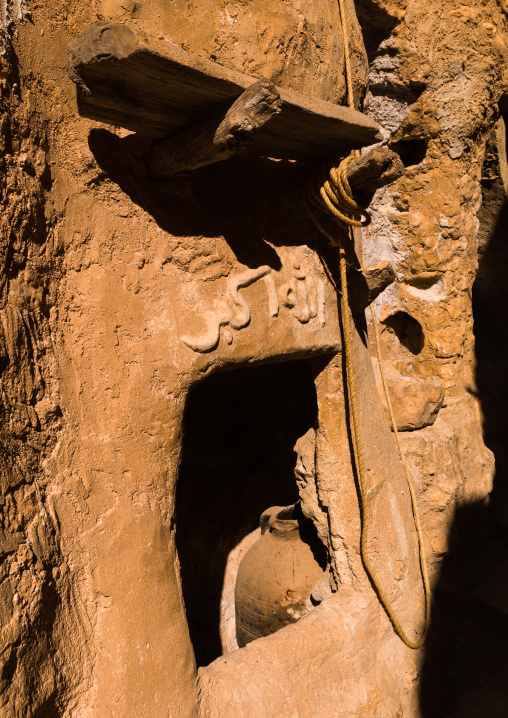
[{"x1": 176, "y1": 360, "x2": 319, "y2": 668}]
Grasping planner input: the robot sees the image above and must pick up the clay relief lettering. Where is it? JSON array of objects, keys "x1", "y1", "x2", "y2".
[
  {"x1": 181, "y1": 258, "x2": 326, "y2": 353},
  {"x1": 278, "y1": 259, "x2": 326, "y2": 326}
]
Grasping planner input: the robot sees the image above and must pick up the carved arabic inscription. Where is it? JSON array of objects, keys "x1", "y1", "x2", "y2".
[{"x1": 180, "y1": 260, "x2": 326, "y2": 353}]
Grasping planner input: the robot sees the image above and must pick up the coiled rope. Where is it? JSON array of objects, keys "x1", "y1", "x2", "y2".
[{"x1": 304, "y1": 0, "x2": 431, "y2": 649}]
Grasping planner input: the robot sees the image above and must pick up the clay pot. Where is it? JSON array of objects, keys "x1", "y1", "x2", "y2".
[{"x1": 235, "y1": 504, "x2": 325, "y2": 648}]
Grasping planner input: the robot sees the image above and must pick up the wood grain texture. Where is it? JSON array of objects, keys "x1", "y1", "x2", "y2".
[
  {"x1": 67, "y1": 23, "x2": 382, "y2": 162},
  {"x1": 145, "y1": 79, "x2": 282, "y2": 177},
  {"x1": 346, "y1": 146, "x2": 405, "y2": 195}
]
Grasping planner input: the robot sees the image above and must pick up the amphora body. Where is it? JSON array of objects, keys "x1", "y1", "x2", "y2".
[{"x1": 235, "y1": 504, "x2": 326, "y2": 647}]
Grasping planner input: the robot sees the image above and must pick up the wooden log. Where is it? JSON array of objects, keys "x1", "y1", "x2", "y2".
[
  {"x1": 67, "y1": 23, "x2": 382, "y2": 162},
  {"x1": 346, "y1": 146, "x2": 405, "y2": 196},
  {"x1": 145, "y1": 79, "x2": 282, "y2": 177}
]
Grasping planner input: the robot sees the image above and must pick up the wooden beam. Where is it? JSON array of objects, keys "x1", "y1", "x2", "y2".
[
  {"x1": 346, "y1": 146, "x2": 405, "y2": 196},
  {"x1": 145, "y1": 79, "x2": 282, "y2": 177},
  {"x1": 67, "y1": 23, "x2": 382, "y2": 163}
]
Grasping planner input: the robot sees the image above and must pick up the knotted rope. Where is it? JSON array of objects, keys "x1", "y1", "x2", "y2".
[
  {"x1": 306, "y1": 156, "x2": 370, "y2": 232},
  {"x1": 303, "y1": 0, "x2": 431, "y2": 650}
]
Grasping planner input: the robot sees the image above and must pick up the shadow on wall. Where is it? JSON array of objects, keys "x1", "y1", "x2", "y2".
[
  {"x1": 474, "y1": 196, "x2": 508, "y2": 529},
  {"x1": 419, "y1": 163, "x2": 508, "y2": 715},
  {"x1": 175, "y1": 360, "x2": 319, "y2": 668},
  {"x1": 353, "y1": 0, "x2": 398, "y2": 62},
  {"x1": 87, "y1": 128, "x2": 324, "y2": 272},
  {"x1": 418, "y1": 502, "x2": 508, "y2": 718}
]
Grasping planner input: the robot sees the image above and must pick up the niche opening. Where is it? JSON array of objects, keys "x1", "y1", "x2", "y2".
[
  {"x1": 382, "y1": 311, "x2": 424, "y2": 354},
  {"x1": 390, "y1": 139, "x2": 428, "y2": 168},
  {"x1": 176, "y1": 360, "x2": 319, "y2": 667}
]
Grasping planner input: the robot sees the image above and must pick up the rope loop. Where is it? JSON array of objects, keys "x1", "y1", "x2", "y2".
[{"x1": 306, "y1": 155, "x2": 371, "y2": 233}]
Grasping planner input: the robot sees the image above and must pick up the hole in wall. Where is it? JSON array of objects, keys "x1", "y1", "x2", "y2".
[
  {"x1": 382, "y1": 311, "x2": 424, "y2": 354},
  {"x1": 405, "y1": 272, "x2": 443, "y2": 291},
  {"x1": 404, "y1": 273, "x2": 446, "y2": 301},
  {"x1": 390, "y1": 139, "x2": 428, "y2": 168},
  {"x1": 176, "y1": 360, "x2": 319, "y2": 668}
]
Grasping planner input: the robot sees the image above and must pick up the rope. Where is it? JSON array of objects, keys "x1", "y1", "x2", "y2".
[
  {"x1": 337, "y1": 0, "x2": 355, "y2": 110},
  {"x1": 303, "y1": 0, "x2": 431, "y2": 649},
  {"x1": 306, "y1": 156, "x2": 370, "y2": 230},
  {"x1": 370, "y1": 306, "x2": 431, "y2": 647}
]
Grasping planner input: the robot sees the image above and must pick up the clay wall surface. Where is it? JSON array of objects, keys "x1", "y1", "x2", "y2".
[{"x1": 0, "y1": 1, "x2": 507, "y2": 717}]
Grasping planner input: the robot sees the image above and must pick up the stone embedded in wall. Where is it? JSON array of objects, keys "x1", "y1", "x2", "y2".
[{"x1": 373, "y1": 362, "x2": 445, "y2": 432}]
